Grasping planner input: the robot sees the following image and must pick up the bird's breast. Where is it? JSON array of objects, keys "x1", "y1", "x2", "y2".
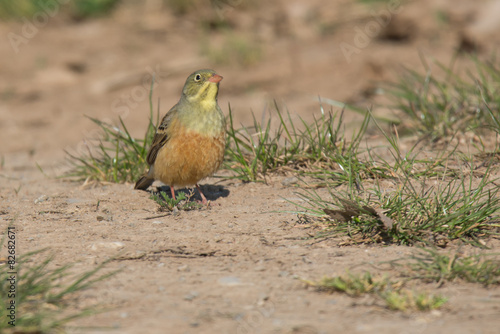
[{"x1": 154, "y1": 120, "x2": 226, "y2": 187}]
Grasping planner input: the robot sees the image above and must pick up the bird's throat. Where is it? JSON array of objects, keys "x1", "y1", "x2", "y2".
[{"x1": 187, "y1": 82, "x2": 219, "y2": 107}]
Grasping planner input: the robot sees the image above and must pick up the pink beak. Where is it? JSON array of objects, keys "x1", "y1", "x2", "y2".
[{"x1": 208, "y1": 74, "x2": 223, "y2": 83}]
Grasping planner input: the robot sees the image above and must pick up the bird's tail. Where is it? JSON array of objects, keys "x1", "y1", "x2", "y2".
[{"x1": 134, "y1": 175, "x2": 154, "y2": 190}]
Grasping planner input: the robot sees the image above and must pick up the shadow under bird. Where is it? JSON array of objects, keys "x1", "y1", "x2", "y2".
[{"x1": 134, "y1": 69, "x2": 226, "y2": 205}]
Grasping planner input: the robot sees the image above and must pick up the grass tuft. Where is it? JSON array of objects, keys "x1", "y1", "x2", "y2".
[
  {"x1": 383, "y1": 289, "x2": 447, "y2": 312},
  {"x1": 305, "y1": 271, "x2": 389, "y2": 296},
  {"x1": 384, "y1": 55, "x2": 500, "y2": 142},
  {"x1": 0, "y1": 0, "x2": 120, "y2": 20},
  {"x1": 295, "y1": 117, "x2": 500, "y2": 246},
  {"x1": 402, "y1": 248, "x2": 500, "y2": 286},
  {"x1": 150, "y1": 190, "x2": 203, "y2": 211},
  {"x1": 0, "y1": 231, "x2": 118, "y2": 333},
  {"x1": 65, "y1": 116, "x2": 153, "y2": 183},
  {"x1": 224, "y1": 102, "x2": 380, "y2": 184},
  {"x1": 296, "y1": 157, "x2": 500, "y2": 246},
  {"x1": 304, "y1": 271, "x2": 447, "y2": 312},
  {"x1": 66, "y1": 82, "x2": 158, "y2": 184}
]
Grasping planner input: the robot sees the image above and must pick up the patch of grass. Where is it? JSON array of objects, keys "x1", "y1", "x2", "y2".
[
  {"x1": 151, "y1": 190, "x2": 203, "y2": 211},
  {"x1": 71, "y1": 0, "x2": 120, "y2": 19},
  {"x1": 485, "y1": 100, "x2": 500, "y2": 136},
  {"x1": 306, "y1": 247, "x2": 500, "y2": 312},
  {"x1": 226, "y1": 102, "x2": 317, "y2": 182},
  {"x1": 304, "y1": 271, "x2": 447, "y2": 312},
  {"x1": 225, "y1": 102, "x2": 384, "y2": 184},
  {"x1": 0, "y1": 0, "x2": 46, "y2": 18},
  {"x1": 0, "y1": 228, "x2": 118, "y2": 333},
  {"x1": 299, "y1": 170, "x2": 500, "y2": 246},
  {"x1": 383, "y1": 55, "x2": 500, "y2": 142},
  {"x1": 165, "y1": 0, "x2": 250, "y2": 19},
  {"x1": 383, "y1": 289, "x2": 447, "y2": 312},
  {"x1": 66, "y1": 82, "x2": 158, "y2": 184},
  {"x1": 0, "y1": 0, "x2": 119, "y2": 20},
  {"x1": 295, "y1": 126, "x2": 500, "y2": 246},
  {"x1": 402, "y1": 248, "x2": 500, "y2": 286},
  {"x1": 65, "y1": 116, "x2": 153, "y2": 183},
  {"x1": 305, "y1": 271, "x2": 390, "y2": 296},
  {"x1": 292, "y1": 73, "x2": 500, "y2": 246},
  {"x1": 366, "y1": 127, "x2": 465, "y2": 179}
]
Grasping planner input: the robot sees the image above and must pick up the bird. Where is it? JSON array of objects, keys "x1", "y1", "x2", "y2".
[{"x1": 134, "y1": 69, "x2": 226, "y2": 205}]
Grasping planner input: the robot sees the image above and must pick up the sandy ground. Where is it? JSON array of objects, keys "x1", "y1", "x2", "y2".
[{"x1": 1, "y1": 0, "x2": 500, "y2": 333}]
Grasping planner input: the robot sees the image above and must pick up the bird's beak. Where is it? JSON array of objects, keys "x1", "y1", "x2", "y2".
[{"x1": 208, "y1": 74, "x2": 223, "y2": 83}]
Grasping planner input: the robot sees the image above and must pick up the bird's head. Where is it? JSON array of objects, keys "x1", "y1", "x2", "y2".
[{"x1": 181, "y1": 69, "x2": 223, "y2": 108}]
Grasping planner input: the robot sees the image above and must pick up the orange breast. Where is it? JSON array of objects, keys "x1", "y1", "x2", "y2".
[{"x1": 153, "y1": 123, "x2": 225, "y2": 188}]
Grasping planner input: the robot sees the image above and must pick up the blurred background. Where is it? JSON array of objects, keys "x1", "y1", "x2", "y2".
[{"x1": 1, "y1": 0, "x2": 500, "y2": 173}]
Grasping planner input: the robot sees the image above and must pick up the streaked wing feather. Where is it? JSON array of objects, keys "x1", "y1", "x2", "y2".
[{"x1": 146, "y1": 105, "x2": 177, "y2": 166}]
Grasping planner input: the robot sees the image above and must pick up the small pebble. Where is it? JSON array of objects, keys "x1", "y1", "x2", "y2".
[
  {"x1": 279, "y1": 271, "x2": 289, "y2": 277},
  {"x1": 184, "y1": 291, "x2": 199, "y2": 301},
  {"x1": 281, "y1": 176, "x2": 299, "y2": 186},
  {"x1": 90, "y1": 241, "x2": 125, "y2": 251},
  {"x1": 34, "y1": 195, "x2": 49, "y2": 204},
  {"x1": 66, "y1": 198, "x2": 82, "y2": 204},
  {"x1": 177, "y1": 264, "x2": 190, "y2": 272},
  {"x1": 217, "y1": 276, "x2": 242, "y2": 286}
]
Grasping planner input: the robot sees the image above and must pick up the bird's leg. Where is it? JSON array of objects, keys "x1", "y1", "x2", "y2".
[
  {"x1": 196, "y1": 184, "x2": 208, "y2": 205},
  {"x1": 170, "y1": 186, "x2": 176, "y2": 201}
]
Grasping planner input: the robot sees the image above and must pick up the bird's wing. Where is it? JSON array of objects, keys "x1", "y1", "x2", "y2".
[{"x1": 146, "y1": 105, "x2": 177, "y2": 166}]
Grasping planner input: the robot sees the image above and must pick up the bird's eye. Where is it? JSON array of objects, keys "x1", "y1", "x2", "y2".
[{"x1": 194, "y1": 74, "x2": 202, "y2": 82}]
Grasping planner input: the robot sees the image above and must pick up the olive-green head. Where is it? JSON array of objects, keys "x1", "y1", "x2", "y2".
[{"x1": 181, "y1": 69, "x2": 222, "y2": 107}]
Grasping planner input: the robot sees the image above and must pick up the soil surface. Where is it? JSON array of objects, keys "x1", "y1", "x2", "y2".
[{"x1": 2, "y1": 1, "x2": 500, "y2": 333}]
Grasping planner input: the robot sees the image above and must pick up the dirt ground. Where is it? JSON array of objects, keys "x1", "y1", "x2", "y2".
[{"x1": 2, "y1": 0, "x2": 500, "y2": 333}]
